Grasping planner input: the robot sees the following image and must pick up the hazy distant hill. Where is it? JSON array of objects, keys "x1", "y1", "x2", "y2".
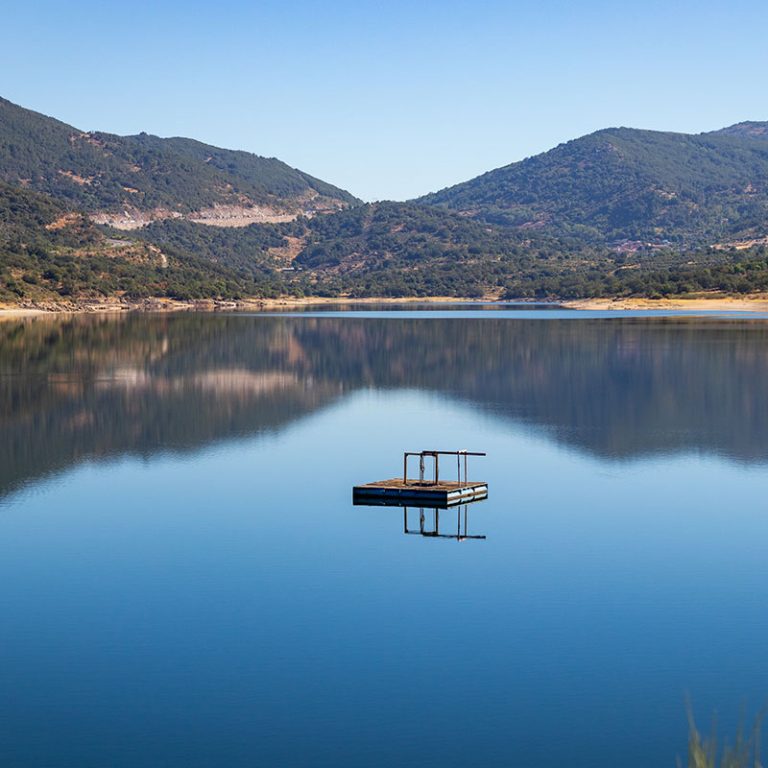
[
  {"x1": 418, "y1": 124, "x2": 768, "y2": 246},
  {"x1": 0, "y1": 96, "x2": 358, "y2": 227}
]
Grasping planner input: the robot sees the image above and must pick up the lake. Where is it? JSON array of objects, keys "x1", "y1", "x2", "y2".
[{"x1": 1, "y1": 308, "x2": 767, "y2": 767}]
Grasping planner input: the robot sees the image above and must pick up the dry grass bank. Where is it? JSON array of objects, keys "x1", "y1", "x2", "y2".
[{"x1": 561, "y1": 294, "x2": 768, "y2": 312}]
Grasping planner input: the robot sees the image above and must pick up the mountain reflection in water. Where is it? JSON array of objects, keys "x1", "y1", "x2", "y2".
[{"x1": 2, "y1": 312, "x2": 768, "y2": 497}]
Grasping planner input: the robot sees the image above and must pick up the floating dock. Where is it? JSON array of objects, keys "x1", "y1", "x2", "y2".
[
  {"x1": 353, "y1": 450, "x2": 487, "y2": 507},
  {"x1": 354, "y1": 478, "x2": 488, "y2": 506}
]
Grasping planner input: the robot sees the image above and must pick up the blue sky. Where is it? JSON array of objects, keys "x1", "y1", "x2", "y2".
[{"x1": 2, "y1": 0, "x2": 766, "y2": 201}]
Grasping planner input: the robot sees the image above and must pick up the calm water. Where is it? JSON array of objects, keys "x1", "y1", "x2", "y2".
[{"x1": 2, "y1": 310, "x2": 768, "y2": 767}]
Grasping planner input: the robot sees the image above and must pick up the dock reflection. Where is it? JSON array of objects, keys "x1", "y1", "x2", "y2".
[
  {"x1": 403, "y1": 505, "x2": 486, "y2": 541},
  {"x1": 354, "y1": 492, "x2": 488, "y2": 541}
]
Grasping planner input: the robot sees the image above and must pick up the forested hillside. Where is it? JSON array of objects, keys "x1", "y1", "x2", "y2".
[
  {"x1": 419, "y1": 125, "x2": 768, "y2": 246},
  {"x1": 0, "y1": 97, "x2": 357, "y2": 222},
  {"x1": 0, "y1": 181, "x2": 291, "y2": 303},
  {"x1": 289, "y1": 202, "x2": 768, "y2": 298},
  {"x1": 2, "y1": 95, "x2": 768, "y2": 305}
]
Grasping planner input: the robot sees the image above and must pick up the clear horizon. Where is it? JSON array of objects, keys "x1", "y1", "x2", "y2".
[{"x1": 2, "y1": 0, "x2": 766, "y2": 201}]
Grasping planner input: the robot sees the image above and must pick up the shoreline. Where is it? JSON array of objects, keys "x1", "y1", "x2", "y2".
[
  {"x1": 3, "y1": 293, "x2": 768, "y2": 319},
  {"x1": 0, "y1": 295, "x2": 495, "y2": 320},
  {"x1": 559, "y1": 295, "x2": 768, "y2": 312}
]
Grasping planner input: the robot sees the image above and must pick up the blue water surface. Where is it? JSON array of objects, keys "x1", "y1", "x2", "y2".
[{"x1": 0, "y1": 310, "x2": 767, "y2": 767}]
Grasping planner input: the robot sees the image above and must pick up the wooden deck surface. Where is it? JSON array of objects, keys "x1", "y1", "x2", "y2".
[{"x1": 356, "y1": 478, "x2": 486, "y2": 491}]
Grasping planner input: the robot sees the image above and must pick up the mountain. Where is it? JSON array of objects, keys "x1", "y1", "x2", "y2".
[
  {"x1": 291, "y1": 201, "x2": 570, "y2": 297},
  {"x1": 418, "y1": 124, "x2": 768, "y2": 247},
  {"x1": 2, "y1": 99, "x2": 768, "y2": 305},
  {"x1": 710, "y1": 121, "x2": 768, "y2": 139},
  {"x1": 0, "y1": 179, "x2": 294, "y2": 304},
  {"x1": 127, "y1": 201, "x2": 553, "y2": 299},
  {"x1": 285, "y1": 201, "x2": 768, "y2": 299},
  {"x1": 4, "y1": 182, "x2": 767, "y2": 305},
  {"x1": 0, "y1": 96, "x2": 358, "y2": 228}
]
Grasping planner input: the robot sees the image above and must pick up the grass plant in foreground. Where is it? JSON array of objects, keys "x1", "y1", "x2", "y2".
[{"x1": 684, "y1": 708, "x2": 764, "y2": 768}]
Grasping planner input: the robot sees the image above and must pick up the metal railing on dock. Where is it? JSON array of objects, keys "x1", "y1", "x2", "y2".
[{"x1": 402, "y1": 449, "x2": 486, "y2": 487}]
